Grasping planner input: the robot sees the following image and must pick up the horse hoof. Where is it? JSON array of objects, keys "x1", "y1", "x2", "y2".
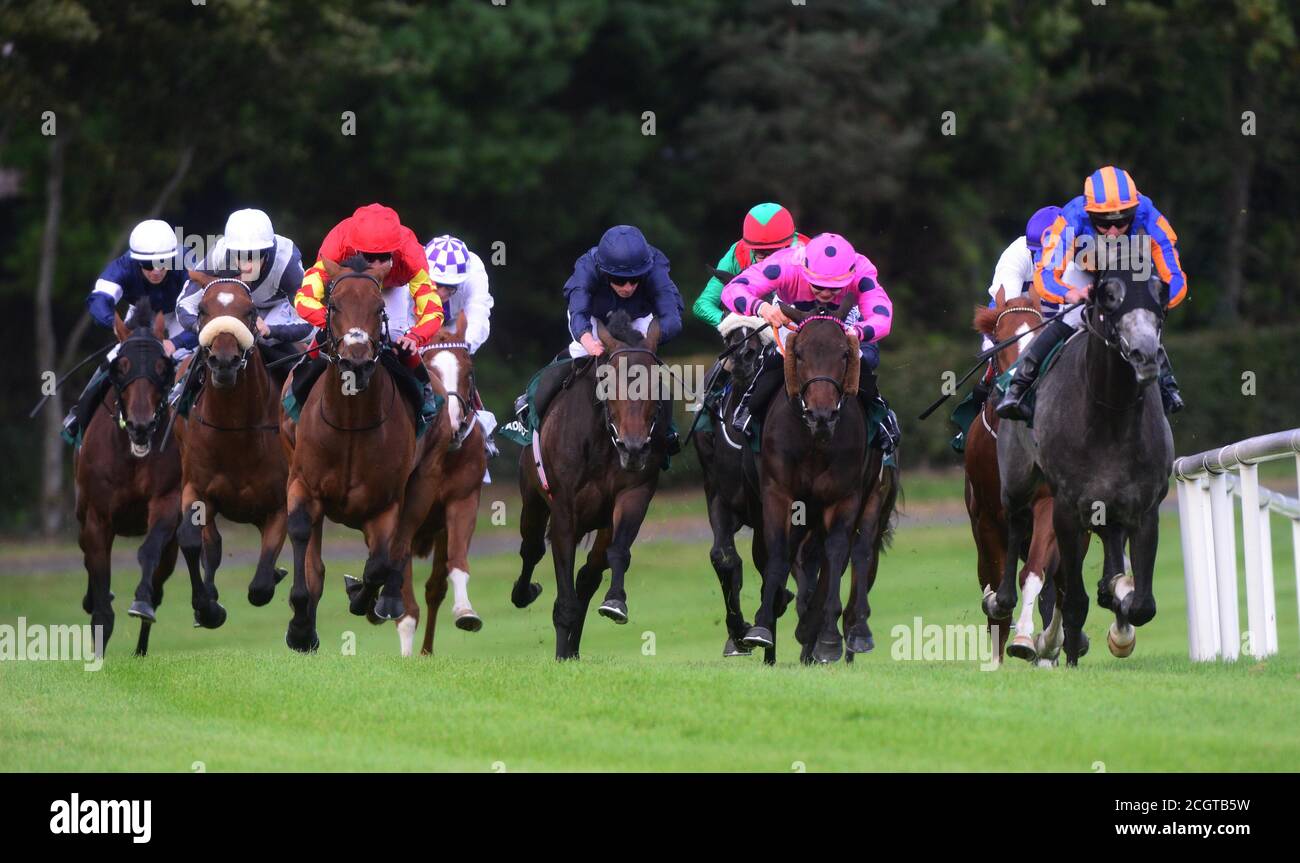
[
  {"x1": 512, "y1": 581, "x2": 542, "y2": 609},
  {"x1": 247, "y1": 584, "x2": 275, "y2": 607},
  {"x1": 1107, "y1": 622, "x2": 1135, "y2": 658},
  {"x1": 981, "y1": 593, "x2": 1011, "y2": 621},
  {"x1": 285, "y1": 628, "x2": 319, "y2": 653},
  {"x1": 453, "y1": 608, "x2": 483, "y2": 632},
  {"x1": 373, "y1": 595, "x2": 405, "y2": 621},
  {"x1": 813, "y1": 638, "x2": 843, "y2": 664},
  {"x1": 723, "y1": 638, "x2": 752, "y2": 658},
  {"x1": 1007, "y1": 634, "x2": 1038, "y2": 663},
  {"x1": 597, "y1": 599, "x2": 628, "y2": 624},
  {"x1": 193, "y1": 602, "x2": 227, "y2": 630},
  {"x1": 82, "y1": 591, "x2": 112, "y2": 614},
  {"x1": 845, "y1": 633, "x2": 874, "y2": 655},
  {"x1": 741, "y1": 626, "x2": 774, "y2": 649},
  {"x1": 774, "y1": 587, "x2": 796, "y2": 618},
  {"x1": 274, "y1": 567, "x2": 289, "y2": 584},
  {"x1": 342, "y1": 574, "x2": 363, "y2": 599},
  {"x1": 844, "y1": 651, "x2": 854, "y2": 664},
  {"x1": 127, "y1": 600, "x2": 156, "y2": 623},
  {"x1": 1079, "y1": 631, "x2": 1090, "y2": 658}
]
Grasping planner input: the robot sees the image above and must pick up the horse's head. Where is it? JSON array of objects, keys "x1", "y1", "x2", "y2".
[
  {"x1": 724, "y1": 321, "x2": 765, "y2": 382},
  {"x1": 974, "y1": 286, "x2": 1044, "y2": 374},
  {"x1": 595, "y1": 311, "x2": 662, "y2": 472},
  {"x1": 323, "y1": 255, "x2": 387, "y2": 390},
  {"x1": 780, "y1": 293, "x2": 859, "y2": 443},
  {"x1": 422, "y1": 311, "x2": 476, "y2": 449},
  {"x1": 191, "y1": 269, "x2": 257, "y2": 388},
  {"x1": 1089, "y1": 243, "x2": 1168, "y2": 383},
  {"x1": 109, "y1": 299, "x2": 175, "y2": 457}
]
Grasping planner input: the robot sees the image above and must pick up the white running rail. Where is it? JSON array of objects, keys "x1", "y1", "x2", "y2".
[{"x1": 1173, "y1": 429, "x2": 1300, "y2": 661}]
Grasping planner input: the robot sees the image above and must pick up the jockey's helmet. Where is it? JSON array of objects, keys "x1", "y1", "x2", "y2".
[
  {"x1": 1025, "y1": 206, "x2": 1062, "y2": 252},
  {"x1": 349, "y1": 204, "x2": 404, "y2": 254},
  {"x1": 800, "y1": 233, "x2": 859, "y2": 290},
  {"x1": 595, "y1": 225, "x2": 653, "y2": 280},
  {"x1": 1083, "y1": 166, "x2": 1140, "y2": 215},
  {"x1": 224, "y1": 208, "x2": 275, "y2": 251},
  {"x1": 742, "y1": 203, "x2": 796, "y2": 249},
  {"x1": 425, "y1": 235, "x2": 472, "y2": 286},
  {"x1": 128, "y1": 219, "x2": 178, "y2": 262}
]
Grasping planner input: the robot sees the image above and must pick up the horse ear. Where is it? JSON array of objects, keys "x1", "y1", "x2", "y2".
[
  {"x1": 113, "y1": 312, "x2": 131, "y2": 343},
  {"x1": 994, "y1": 285, "x2": 1006, "y2": 307},
  {"x1": 154, "y1": 311, "x2": 167, "y2": 341},
  {"x1": 188, "y1": 269, "x2": 216, "y2": 287},
  {"x1": 779, "y1": 302, "x2": 807, "y2": 324},
  {"x1": 833, "y1": 291, "x2": 854, "y2": 321},
  {"x1": 843, "y1": 331, "x2": 860, "y2": 395},
  {"x1": 595, "y1": 318, "x2": 618, "y2": 353},
  {"x1": 321, "y1": 257, "x2": 341, "y2": 279},
  {"x1": 783, "y1": 330, "x2": 800, "y2": 399},
  {"x1": 643, "y1": 318, "x2": 661, "y2": 353}
]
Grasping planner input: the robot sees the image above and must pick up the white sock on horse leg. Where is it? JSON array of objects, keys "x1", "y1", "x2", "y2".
[
  {"x1": 449, "y1": 567, "x2": 471, "y2": 612},
  {"x1": 1017, "y1": 573, "x2": 1042, "y2": 638},
  {"x1": 397, "y1": 614, "x2": 417, "y2": 657}
]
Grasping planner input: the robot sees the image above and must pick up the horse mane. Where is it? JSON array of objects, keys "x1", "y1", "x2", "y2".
[
  {"x1": 340, "y1": 253, "x2": 370, "y2": 274},
  {"x1": 605, "y1": 310, "x2": 644, "y2": 347},
  {"x1": 972, "y1": 304, "x2": 998, "y2": 335},
  {"x1": 127, "y1": 298, "x2": 155, "y2": 331}
]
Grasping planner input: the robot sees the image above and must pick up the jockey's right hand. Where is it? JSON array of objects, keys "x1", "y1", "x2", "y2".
[
  {"x1": 255, "y1": 316, "x2": 270, "y2": 338},
  {"x1": 757, "y1": 301, "x2": 790, "y2": 329},
  {"x1": 395, "y1": 334, "x2": 420, "y2": 355},
  {"x1": 580, "y1": 332, "x2": 605, "y2": 356},
  {"x1": 1065, "y1": 286, "x2": 1091, "y2": 304}
]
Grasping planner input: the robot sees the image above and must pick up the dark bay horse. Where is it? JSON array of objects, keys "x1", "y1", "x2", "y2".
[
  {"x1": 167, "y1": 271, "x2": 289, "y2": 632},
  {"x1": 965, "y1": 287, "x2": 1064, "y2": 664},
  {"x1": 393, "y1": 311, "x2": 488, "y2": 656},
  {"x1": 75, "y1": 300, "x2": 181, "y2": 656},
  {"x1": 281, "y1": 256, "x2": 439, "y2": 651},
  {"x1": 741, "y1": 296, "x2": 899, "y2": 664},
  {"x1": 512, "y1": 312, "x2": 668, "y2": 660},
  {"x1": 991, "y1": 261, "x2": 1173, "y2": 665}
]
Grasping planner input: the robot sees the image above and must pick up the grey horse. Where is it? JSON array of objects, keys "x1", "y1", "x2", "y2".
[{"x1": 989, "y1": 260, "x2": 1174, "y2": 666}]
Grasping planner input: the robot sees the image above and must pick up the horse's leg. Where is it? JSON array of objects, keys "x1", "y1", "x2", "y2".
[
  {"x1": 285, "y1": 481, "x2": 322, "y2": 652},
  {"x1": 1121, "y1": 506, "x2": 1160, "y2": 630},
  {"x1": 1006, "y1": 495, "x2": 1052, "y2": 663},
  {"x1": 353, "y1": 502, "x2": 404, "y2": 620},
  {"x1": 136, "y1": 537, "x2": 178, "y2": 657},
  {"x1": 706, "y1": 489, "x2": 750, "y2": 657},
  {"x1": 420, "y1": 531, "x2": 450, "y2": 657},
  {"x1": 750, "y1": 528, "x2": 779, "y2": 665},
  {"x1": 598, "y1": 485, "x2": 654, "y2": 626},
  {"x1": 1054, "y1": 507, "x2": 1090, "y2": 667},
  {"x1": 80, "y1": 510, "x2": 115, "y2": 654},
  {"x1": 127, "y1": 497, "x2": 180, "y2": 624},
  {"x1": 395, "y1": 558, "x2": 419, "y2": 657},
  {"x1": 192, "y1": 517, "x2": 228, "y2": 629},
  {"x1": 793, "y1": 531, "x2": 823, "y2": 665},
  {"x1": 845, "y1": 527, "x2": 877, "y2": 659},
  {"x1": 512, "y1": 484, "x2": 549, "y2": 609},
  {"x1": 810, "y1": 504, "x2": 856, "y2": 664},
  {"x1": 247, "y1": 508, "x2": 288, "y2": 607},
  {"x1": 176, "y1": 490, "x2": 208, "y2": 628},
  {"x1": 991, "y1": 486, "x2": 1031, "y2": 621},
  {"x1": 743, "y1": 488, "x2": 795, "y2": 659},
  {"x1": 444, "y1": 493, "x2": 483, "y2": 632},
  {"x1": 571, "y1": 527, "x2": 611, "y2": 657},
  {"x1": 548, "y1": 505, "x2": 581, "y2": 660}
]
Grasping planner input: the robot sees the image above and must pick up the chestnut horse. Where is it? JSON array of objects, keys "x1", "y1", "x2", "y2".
[
  {"x1": 281, "y1": 256, "x2": 440, "y2": 651},
  {"x1": 167, "y1": 271, "x2": 289, "y2": 632},
  {"x1": 75, "y1": 300, "x2": 181, "y2": 656},
  {"x1": 392, "y1": 311, "x2": 488, "y2": 656},
  {"x1": 965, "y1": 287, "x2": 1066, "y2": 664},
  {"x1": 512, "y1": 312, "x2": 668, "y2": 660}
]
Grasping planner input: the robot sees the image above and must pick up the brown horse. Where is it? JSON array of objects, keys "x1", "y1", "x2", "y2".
[
  {"x1": 166, "y1": 271, "x2": 289, "y2": 631},
  {"x1": 281, "y1": 256, "x2": 440, "y2": 651},
  {"x1": 511, "y1": 312, "x2": 667, "y2": 660},
  {"x1": 965, "y1": 287, "x2": 1067, "y2": 664},
  {"x1": 392, "y1": 311, "x2": 488, "y2": 656},
  {"x1": 75, "y1": 300, "x2": 181, "y2": 656}
]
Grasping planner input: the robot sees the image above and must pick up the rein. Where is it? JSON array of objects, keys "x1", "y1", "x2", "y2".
[
  {"x1": 597, "y1": 346, "x2": 663, "y2": 452},
  {"x1": 110, "y1": 333, "x2": 176, "y2": 443},
  {"x1": 321, "y1": 271, "x2": 391, "y2": 365}
]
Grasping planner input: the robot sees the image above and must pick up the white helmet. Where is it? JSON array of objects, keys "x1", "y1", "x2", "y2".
[
  {"x1": 128, "y1": 219, "x2": 179, "y2": 261},
  {"x1": 425, "y1": 234, "x2": 472, "y2": 286},
  {"x1": 223, "y1": 208, "x2": 275, "y2": 251}
]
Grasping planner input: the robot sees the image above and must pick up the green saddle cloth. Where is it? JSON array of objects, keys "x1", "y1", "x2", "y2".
[
  {"x1": 948, "y1": 387, "x2": 983, "y2": 454},
  {"x1": 988, "y1": 338, "x2": 1069, "y2": 430}
]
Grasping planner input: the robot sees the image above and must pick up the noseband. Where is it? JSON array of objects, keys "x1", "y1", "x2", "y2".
[
  {"x1": 322, "y1": 271, "x2": 391, "y2": 365},
  {"x1": 790, "y1": 315, "x2": 853, "y2": 420},
  {"x1": 201, "y1": 277, "x2": 256, "y2": 372},
  {"x1": 111, "y1": 333, "x2": 175, "y2": 439},
  {"x1": 597, "y1": 346, "x2": 662, "y2": 455}
]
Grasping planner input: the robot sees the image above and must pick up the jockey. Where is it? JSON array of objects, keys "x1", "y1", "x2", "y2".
[
  {"x1": 510, "y1": 224, "x2": 684, "y2": 453},
  {"x1": 422, "y1": 234, "x2": 499, "y2": 459},
  {"x1": 996, "y1": 166, "x2": 1187, "y2": 420},
  {"x1": 175, "y1": 208, "x2": 312, "y2": 366},
  {"x1": 287, "y1": 204, "x2": 444, "y2": 409},
  {"x1": 692, "y1": 202, "x2": 809, "y2": 328},
  {"x1": 61, "y1": 219, "x2": 194, "y2": 443},
  {"x1": 719, "y1": 233, "x2": 900, "y2": 451}
]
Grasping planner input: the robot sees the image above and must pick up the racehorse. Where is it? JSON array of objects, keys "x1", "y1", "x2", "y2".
[
  {"x1": 741, "y1": 295, "x2": 899, "y2": 664},
  {"x1": 966, "y1": 287, "x2": 1065, "y2": 664},
  {"x1": 281, "y1": 256, "x2": 439, "y2": 651},
  {"x1": 166, "y1": 271, "x2": 289, "y2": 633},
  {"x1": 511, "y1": 312, "x2": 668, "y2": 660},
  {"x1": 989, "y1": 254, "x2": 1173, "y2": 664},
  {"x1": 74, "y1": 300, "x2": 181, "y2": 656},
  {"x1": 392, "y1": 311, "x2": 488, "y2": 656}
]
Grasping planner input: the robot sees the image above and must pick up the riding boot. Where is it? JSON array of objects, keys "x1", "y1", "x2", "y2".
[
  {"x1": 731, "y1": 351, "x2": 782, "y2": 434},
  {"x1": 659, "y1": 399, "x2": 681, "y2": 455},
  {"x1": 1157, "y1": 346, "x2": 1184, "y2": 415},
  {"x1": 858, "y1": 369, "x2": 899, "y2": 454},
  {"x1": 995, "y1": 316, "x2": 1073, "y2": 422},
  {"x1": 62, "y1": 364, "x2": 111, "y2": 444}
]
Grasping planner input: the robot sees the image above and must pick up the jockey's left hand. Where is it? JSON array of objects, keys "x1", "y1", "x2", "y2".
[
  {"x1": 757, "y1": 301, "x2": 790, "y2": 329},
  {"x1": 162, "y1": 339, "x2": 176, "y2": 357},
  {"x1": 255, "y1": 316, "x2": 270, "y2": 338},
  {"x1": 395, "y1": 335, "x2": 421, "y2": 355}
]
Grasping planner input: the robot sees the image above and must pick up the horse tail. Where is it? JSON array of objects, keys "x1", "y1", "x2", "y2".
[{"x1": 875, "y1": 460, "x2": 902, "y2": 553}]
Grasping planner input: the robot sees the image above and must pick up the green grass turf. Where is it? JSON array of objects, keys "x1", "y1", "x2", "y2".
[{"x1": 1, "y1": 505, "x2": 1297, "y2": 772}]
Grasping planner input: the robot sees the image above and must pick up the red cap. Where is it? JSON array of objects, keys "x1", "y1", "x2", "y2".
[{"x1": 348, "y1": 204, "x2": 404, "y2": 253}]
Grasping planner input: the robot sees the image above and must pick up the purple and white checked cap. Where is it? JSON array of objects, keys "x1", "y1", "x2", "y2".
[{"x1": 425, "y1": 234, "x2": 472, "y2": 286}]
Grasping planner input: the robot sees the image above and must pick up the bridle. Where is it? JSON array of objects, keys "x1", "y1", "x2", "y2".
[
  {"x1": 596, "y1": 345, "x2": 663, "y2": 456},
  {"x1": 200, "y1": 277, "x2": 258, "y2": 373},
  {"x1": 421, "y1": 340, "x2": 478, "y2": 450},
  {"x1": 110, "y1": 332, "x2": 176, "y2": 442},
  {"x1": 321, "y1": 271, "x2": 391, "y2": 366},
  {"x1": 790, "y1": 314, "x2": 853, "y2": 420}
]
